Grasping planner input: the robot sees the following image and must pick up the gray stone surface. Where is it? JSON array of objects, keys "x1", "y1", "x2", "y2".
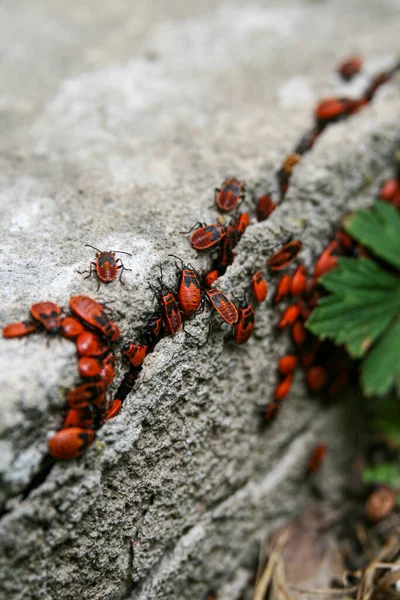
[{"x1": 0, "y1": 0, "x2": 399, "y2": 598}]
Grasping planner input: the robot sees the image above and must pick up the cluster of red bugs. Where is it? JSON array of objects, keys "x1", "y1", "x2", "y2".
[
  {"x1": 2, "y1": 56, "x2": 399, "y2": 463},
  {"x1": 4, "y1": 297, "x2": 120, "y2": 459}
]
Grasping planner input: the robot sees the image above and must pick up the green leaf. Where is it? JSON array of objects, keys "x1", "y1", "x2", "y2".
[
  {"x1": 306, "y1": 258, "x2": 400, "y2": 358},
  {"x1": 362, "y1": 463, "x2": 400, "y2": 489},
  {"x1": 374, "y1": 396, "x2": 400, "y2": 446},
  {"x1": 361, "y1": 319, "x2": 400, "y2": 396},
  {"x1": 344, "y1": 201, "x2": 400, "y2": 268}
]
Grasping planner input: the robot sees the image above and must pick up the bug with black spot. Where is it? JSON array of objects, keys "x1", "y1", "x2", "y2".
[
  {"x1": 205, "y1": 288, "x2": 238, "y2": 325},
  {"x1": 268, "y1": 240, "x2": 302, "y2": 271},
  {"x1": 215, "y1": 178, "x2": 245, "y2": 212},
  {"x1": 183, "y1": 221, "x2": 227, "y2": 251},
  {"x1": 30, "y1": 302, "x2": 62, "y2": 334},
  {"x1": 233, "y1": 298, "x2": 255, "y2": 345},
  {"x1": 148, "y1": 268, "x2": 182, "y2": 336},
  {"x1": 70, "y1": 295, "x2": 120, "y2": 342},
  {"x1": 3, "y1": 321, "x2": 37, "y2": 339},
  {"x1": 80, "y1": 244, "x2": 132, "y2": 289},
  {"x1": 168, "y1": 255, "x2": 202, "y2": 318}
]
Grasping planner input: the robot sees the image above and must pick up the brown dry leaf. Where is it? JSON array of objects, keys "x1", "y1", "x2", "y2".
[
  {"x1": 376, "y1": 564, "x2": 400, "y2": 595},
  {"x1": 270, "y1": 554, "x2": 291, "y2": 600},
  {"x1": 252, "y1": 529, "x2": 292, "y2": 600},
  {"x1": 281, "y1": 507, "x2": 345, "y2": 599}
]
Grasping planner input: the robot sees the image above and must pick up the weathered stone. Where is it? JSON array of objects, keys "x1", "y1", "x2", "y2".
[{"x1": 0, "y1": 0, "x2": 399, "y2": 598}]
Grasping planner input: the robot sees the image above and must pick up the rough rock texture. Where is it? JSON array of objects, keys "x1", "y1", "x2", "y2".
[{"x1": 0, "y1": 1, "x2": 400, "y2": 598}]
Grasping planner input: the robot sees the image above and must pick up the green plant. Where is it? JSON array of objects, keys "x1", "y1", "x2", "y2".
[{"x1": 306, "y1": 201, "x2": 400, "y2": 397}]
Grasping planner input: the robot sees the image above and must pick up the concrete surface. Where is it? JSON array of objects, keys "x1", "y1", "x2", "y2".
[{"x1": 0, "y1": 0, "x2": 400, "y2": 598}]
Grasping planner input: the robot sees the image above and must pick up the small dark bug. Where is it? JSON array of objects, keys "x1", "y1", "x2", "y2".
[
  {"x1": 294, "y1": 127, "x2": 321, "y2": 155},
  {"x1": 364, "y1": 71, "x2": 391, "y2": 102},
  {"x1": 160, "y1": 291, "x2": 182, "y2": 335},
  {"x1": 291, "y1": 321, "x2": 307, "y2": 348},
  {"x1": 257, "y1": 194, "x2": 276, "y2": 222},
  {"x1": 76, "y1": 330, "x2": 110, "y2": 357},
  {"x1": 251, "y1": 272, "x2": 268, "y2": 302},
  {"x1": 274, "y1": 373, "x2": 293, "y2": 401},
  {"x1": 63, "y1": 406, "x2": 95, "y2": 429},
  {"x1": 233, "y1": 300, "x2": 255, "y2": 345},
  {"x1": 337, "y1": 57, "x2": 362, "y2": 81},
  {"x1": 306, "y1": 366, "x2": 329, "y2": 393},
  {"x1": 144, "y1": 314, "x2": 164, "y2": 346},
  {"x1": 188, "y1": 222, "x2": 227, "y2": 251},
  {"x1": 204, "y1": 269, "x2": 219, "y2": 288},
  {"x1": 215, "y1": 178, "x2": 244, "y2": 212},
  {"x1": 217, "y1": 225, "x2": 241, "y2": 268},
  {"x1": 234, "y1": 212, "x2": 250, "y2": 235},
  {"x1": 149, "y1": 270, "x2": 182, "y2": 336},
  {"x1": 205, "y1": 288, "x2": 238, "y2": 325},
  {"x1": 268, "y1": 240, "x2": 302, "y2": 271},
  {"x1": 78, "y1": 356, "x2": 102, "y2": 379},
  {"x1": 59, "y1": 316, "x2": 84, "y2": 340},
  {"x1": 263, "y1": 402, "x2": 280, "y2": 423},
  {"x1": 3, "y1": 321, "x2": 37, "y2": 338},
  {"x1": 169, "y1": 255, "x2": 202, "y2": 318},
  {"x1": 123, "y1": 343, "x2": 149, "y2": 367},
  {"x1": 67, "y1": 381, "x2": 106, "y2": 408},
  {"x1": 30, "y1": 302, "x2": 62, "y2": 334},
  {"x1": 70, "y1": 295, "x2": 120, "y2": 342},
  {"x1": 48, "y1": 427, "x2": 96, "y2": 460},
  {"x1": 277, "y1": 154, "x2": 301, "y2": 198},
  {"x1": 81, "y1": 244, "x2": 132, "y2": 288},
  {"x1": 307, "y1": 443, "x2": 327, "y2": 473}
]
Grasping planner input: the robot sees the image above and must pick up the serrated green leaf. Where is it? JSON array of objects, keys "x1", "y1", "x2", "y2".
[
  {"x1": 344, "y1": 201, "x2": 400, "y2": 268},
  {"x1": 362, "y1": 463, "x2": 400, "y2": 488},
  {"x1": 361, "y1": 319, "x2": 400, "y2": 396},
  {"x1": 306, "y1": 258, "x2": 400, "y2": 357}
]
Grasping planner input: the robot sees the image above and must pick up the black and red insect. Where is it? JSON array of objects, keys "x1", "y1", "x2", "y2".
[
  {"x1": 149, "y1": 272, "x2": 182, "y2": 336},
  {"x1": 234, "y1": 212, "x2": 250, "y2": 235},
  {"x1": 217, "y1": 225, "x2": 241, "y2": 268},
  {"x1": 123, "y1": 343, "x2": 149, "y2": 367},
  {"x1": 205, "y1": 288, "x2": 238, "y2": 325},
  {"x1": 256, "y1": 194, "x2": 276, "y2": 222},
  {"x1": 233, "y1": 299, "x2": 255, "y2": 345},
  {"x1": 59, "y1": 316, "x2": 84, "y2": 340},
  {"x1": 262, "y1": 402, "x2": 280, "y2": 423},
  {"x1": 215, "y1": 178, "x2": 244, "y2": 212},
  {"x1": 143, "y1": 314, "x2": 164, "y2": 347},
  {"x1": 187, "y1": 222, "x2": 227, "y2": 251},
  {"x1": 314, "y1": 97, "x2": 357, "y2": 128},
  {"x1": 277, "y1": 154, "x2": 301, "y2": 198},
  {"x1": 3, "y1": 321, "x2": 37, "y2": 338},
  {"x1": 66, "y1": 380, "x2": 107, "y2": 408},
  {"x1": 48, "y1": 427, "x2": 96, "y2": 460},
  {"x1": 169, "y1": 255, "x2": 202, "y2": 318},
  {"x1": 251, "y1": 272, "x2": 268, "y2": 302},
  {"x1": 337, "y1": 57, "x2": 362, "y2": 81},
  {"x1": 80, "y1": 244, "x2": 132, "y2": 288},
  {"x1": 268, "y1": 240, "x2": 302, "y2": 271},
  {"x1": 70, "y1": 295, "x2": 120, "y2": 342},
  {"x1": 30, "y1": 302, "x2": 62, "y2": 334},
  {"x1": 203, "y1": 269, "x2": 219, "y2": 288}
]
